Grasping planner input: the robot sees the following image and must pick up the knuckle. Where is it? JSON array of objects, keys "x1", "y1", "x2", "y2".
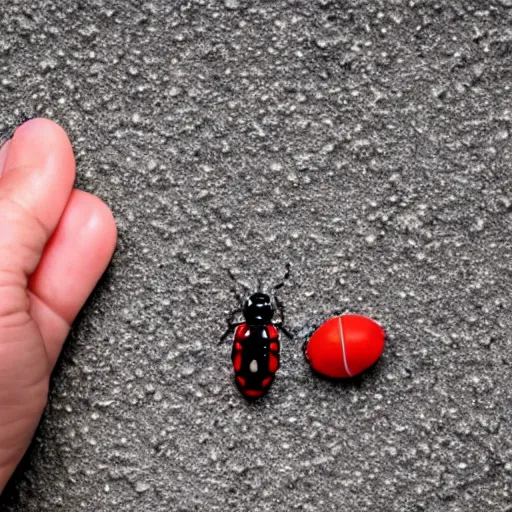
[
  {"x1": 0, "y1": 197, "x2": 47, "y2": 277},
  {"x1": 0, "y1": 289, "x2": 30, "y2": 329}
]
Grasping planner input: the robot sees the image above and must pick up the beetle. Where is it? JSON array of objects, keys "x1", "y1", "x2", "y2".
[{"x1": 220, "y1": 265, "x2": 292, "y2": 400}]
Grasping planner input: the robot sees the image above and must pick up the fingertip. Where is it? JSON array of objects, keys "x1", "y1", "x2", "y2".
[
  {"x1": 9, "y1": 117, "x2": 76, "y2": 180},
  {"x1": 72, "y1": 190, "x2": 118, "y2": 259},
  {"x1": 0, "y1": 117, "x2": 77, "y2": 246},
  {"x1": 28, "y1": 189, "x2": 117, "y2": 327},
  {"x1": 46, "y1": 189, "x2": 118, "y2": 272},
  {"x1": 14, "y1": 117, "x2": 71, "y2": 145}
]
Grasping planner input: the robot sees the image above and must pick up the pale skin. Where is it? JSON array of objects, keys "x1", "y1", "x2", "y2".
[{"x1": 0, "y1": 118, "x2": 117, "y2": 493}]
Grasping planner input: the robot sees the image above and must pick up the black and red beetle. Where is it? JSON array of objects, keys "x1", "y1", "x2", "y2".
[{"x1": 220, "y1": 265, "x2": 292, "y2": 400}]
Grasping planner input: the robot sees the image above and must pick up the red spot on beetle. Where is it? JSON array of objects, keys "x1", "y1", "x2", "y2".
[
  {"x1": 268, "y1": 353, "x2": 279, "y2": 373},
  {"x1": 235, "y1": 324, "x2": 250, "y2": 342},
  {"x1": 267, "y1": 325, "x2": 278, "y2": 339},
  {"x1": 243, "y1": 389, "x2": 265, "y2": 398},
  {"x1": 233, "y1": 353, "x2": 242, "y2": 372},
  {"x1": 262, "y1": 377, "x2": 272, "y2": 388}
]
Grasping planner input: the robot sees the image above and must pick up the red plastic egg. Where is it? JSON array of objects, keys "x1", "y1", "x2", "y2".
[{"x1": 304, "y1": 314, "x2": 385, "y2": 378}]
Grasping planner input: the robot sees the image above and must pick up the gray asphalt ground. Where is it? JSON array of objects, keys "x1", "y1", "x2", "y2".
[{"x1": 1, "y1": 0, "x2": 512, "y2": 510}]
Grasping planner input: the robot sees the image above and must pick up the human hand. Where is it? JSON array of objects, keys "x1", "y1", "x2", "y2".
[{"x1": 0, "y1": 119, "x2": 117, "y2": 492}]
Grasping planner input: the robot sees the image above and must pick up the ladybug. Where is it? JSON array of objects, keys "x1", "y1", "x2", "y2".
[
  {"x1": 304, "y1": 314, "x2": 385, "y2": 378},
  {"x1": 220, "y1": 266, "x2": 292, "y2": 399}
]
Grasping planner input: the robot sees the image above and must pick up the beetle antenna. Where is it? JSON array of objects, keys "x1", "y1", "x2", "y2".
[
  {"x1": 230, "y1": 286, "x2": 243, "y2": 305},
  {"x1": 273, "y1": 262, "x2": 291, "y2": 291},
  {"x1": 227, "y1": 269, "x2": 251, "y2": 306}
]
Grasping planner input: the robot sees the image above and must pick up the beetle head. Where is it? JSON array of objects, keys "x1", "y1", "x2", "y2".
[{"x1": 243, "y1": 293, "x2": 274, "y2": 324}]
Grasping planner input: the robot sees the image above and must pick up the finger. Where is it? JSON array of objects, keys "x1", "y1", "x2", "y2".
[
  {"x1": 0, "y1": 139, "x2": 10, "y2": 174},
  {"x1": 0, "y1": 119, "x2": 75, "y2": 281},
  {"x1": 28, "y1": 190, "x2": 117, "y2": 368}
]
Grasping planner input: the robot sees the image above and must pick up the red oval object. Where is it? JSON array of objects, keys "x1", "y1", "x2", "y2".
[{"x1": 304, "y1": 315, "x2": 385, "y2": 378}]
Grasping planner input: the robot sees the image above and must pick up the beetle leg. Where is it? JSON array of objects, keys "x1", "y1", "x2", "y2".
[
  {"x1": 273, "y1": 262, "x2": 291, "y2": 291},
  {"x1": 273, "y1": 294, "x2": 293, "y2": 339},
  {"x1": 219, "y1": 307, "x2": 244, "y2": 344},
  {"x1": 219, "y1": 322, "x2": 244, "y2": 344},
  {"x1": 273, "y1": 321, "x2": 293, "y2": 339},
  {"x1": 292, "y1": 322, "x2": 318, "y2": 360},
  {"x1": 219, "y1": 326, "x2": 233, "y2": 344},
  {"x1": 274, "y1": 295, "x2": 286, "y2": 323}
]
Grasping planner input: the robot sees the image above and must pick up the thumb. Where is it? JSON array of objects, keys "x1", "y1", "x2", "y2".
[
  {"x1": 0, "y1": 119, "x2": 76, "y2": 491},
  {"x1": 0, "y1": 119, "x2": 75, "y2": 324}
]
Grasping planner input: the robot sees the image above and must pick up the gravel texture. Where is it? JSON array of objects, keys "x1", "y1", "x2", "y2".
[{"x1": 1, "y1": 1, "x2": 512, "y2": 511}]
